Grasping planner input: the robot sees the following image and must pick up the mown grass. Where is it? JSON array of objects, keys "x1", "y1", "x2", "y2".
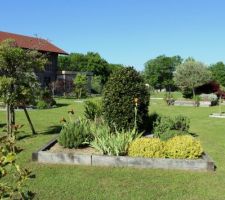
[{"x1": 1, "y1": 96, "x2": 225, "y2": 200}]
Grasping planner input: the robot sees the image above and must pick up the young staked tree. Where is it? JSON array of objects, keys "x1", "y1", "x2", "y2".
[
  {"x1": 174, "y1": 59, "x2": 212, "y2": 101},
  {"x1": 0, "y1": 39, "x2": 47, "y2": 135},
  {"x1": 73, "y1": 73, "x2": 88, "y2": 99}
]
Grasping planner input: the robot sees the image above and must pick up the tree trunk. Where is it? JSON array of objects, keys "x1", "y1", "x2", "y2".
[
  {"x1": 219, "y1": 95, "x2": 222, "y2": 115},
  {"x1": 23, "y1": 107, "x2": 36, "y2": 135},
  {"x1": 192, "y1": 88, "x2": 197, "y2": 107},
  {"x1": 6, "y1": 103, "x2": 11, "y2": 135}
]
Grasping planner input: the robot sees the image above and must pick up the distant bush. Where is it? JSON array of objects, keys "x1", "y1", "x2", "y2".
[
  {"x1": 36, "y1": 100, "x2": 49, "y2": 109},
  {"x1": 199, "y1": 93, "x2": 218, "y2": 105},
  {"x1": 84, "y1": 99, "x2": 103, "y2": 120},
  {"x1": 58, "y1": 118, "x2": 92, "y2": 148},
  {"x1": 128, "y1": 138, "x2": 165, "y2": 158},
  {"x1": 165, "y1": 135, "x2": 203, "y2": 159},
  {"x1": 36, "y1": 88, "x2": 56, "y2": 109},
  {"x1": 103, "y1": 67, "x2": 150, "y2": 131}
]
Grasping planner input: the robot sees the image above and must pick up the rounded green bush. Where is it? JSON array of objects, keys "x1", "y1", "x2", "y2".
[{"x1": 103, "y1": 67, "x2": 150, "y2": 131}]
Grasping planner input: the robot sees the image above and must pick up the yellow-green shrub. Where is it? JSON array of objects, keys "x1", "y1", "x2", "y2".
[
  {"x1": 128, "y1": 136, "x2": 203, "y2": 159},
  {"x1": 165, "y1": 135, "x2": 203, "y2": 159},
  {"x1": 128, "y1": 138, "x2": 166, "y2": 158}
]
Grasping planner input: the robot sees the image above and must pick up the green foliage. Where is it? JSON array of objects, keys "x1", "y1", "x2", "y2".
[
  {"x1": 165, "y1": 135, "x2": 203, "y2": 159},
  {"x1": 209, "y1": 62, "x2": 225, "y2": 87},
  {"x1": 153, "y1": 115, "x2": 190, "y2": 140},
  {"x1": 73, "y1": 74, "x2": 88, "y2": 99},
  {"x1": 36, "y1": 100, "x2": 49, "y2": 109},
  {"x1": 144, "y1": 55, "x2": 182, "y2": 90},
  {"x1": 90, "y1": 121, "x2": 141, "y2": 156},
  {"x1": 128, "y1": 138, "x2": 166, "y2": 158},
  {"x1": 58, "y1": 118, "x2": 92, "y2": 148},
  {"x1": 173, "y1": 115, "x2": 190, "y2": 132},
  {"x1": 174, "y1": 59, "x2": 212, "y2": 98},
  {"x1": 128, "y1": 136, "x2": 203, "y2": 159},
  {"x1": 159, "y1": 130, "x2": 187, "y2": 141},
  {"x1": 153, "y1": 116, "x2": 175, "y2": 138},
  {"x1": 84, "y1": 99, "x2": 103, "y2": 120},
  {"x1": 0, "y1": 127, "x2": 34, "y2": 199},
  {"x1": 58, "y1": 52, "x2": 112, "y2": 85},
  {"x1": 103, "y1": 67, "x2": 150, "y2": 131},
  {"x1": 0, "y1": 39, "x2": 47, "y2": 135}
]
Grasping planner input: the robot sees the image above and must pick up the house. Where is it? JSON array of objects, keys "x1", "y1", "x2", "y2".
[{"x1": 0, "y1": 31, "x2": 68, "y2": 87}]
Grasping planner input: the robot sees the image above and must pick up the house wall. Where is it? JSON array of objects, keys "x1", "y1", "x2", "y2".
[{"x1": 36, "y1": 53, "x2": 58, "y2": 87}]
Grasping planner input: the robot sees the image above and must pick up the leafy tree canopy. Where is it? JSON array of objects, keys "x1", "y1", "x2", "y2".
[
  {"x1": 58, "y1": 52, "x2": 123, "y2": 85},
  {"x1": 144, "y1": 55, "x2": 182, "y2": 90},
  {"x1": 174, "y1": 59, "x2": 212, "y2": 98},
  {"x1": 209, "y1": 62, "x2": 225, "y2": 87}
]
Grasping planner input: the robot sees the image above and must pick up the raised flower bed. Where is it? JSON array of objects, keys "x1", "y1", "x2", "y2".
[{"x1": 32, "y1": 138, "x2": 215, "y2": 171}]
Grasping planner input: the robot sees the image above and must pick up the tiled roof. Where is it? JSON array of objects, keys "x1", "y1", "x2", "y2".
[{"x1": 0, "y1": 31, "x2": 68, "y2": 55}]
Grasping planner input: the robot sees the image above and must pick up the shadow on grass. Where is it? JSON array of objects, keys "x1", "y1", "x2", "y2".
[
  {"x1": 0, "y1": 123, "x2": 6, "y2": 128},
  {"x1": 189, "y1": 132, "x2": 199, "y2": 137},
  {"x1": 17, "y1": 125, "x2": 62, "y2": 140},
  {"x1": 56, "y1": 103, "x2": 70, "y2": 108},
  {"x1": 40, "y1": 125, "x2": 62, "y2": 135}
]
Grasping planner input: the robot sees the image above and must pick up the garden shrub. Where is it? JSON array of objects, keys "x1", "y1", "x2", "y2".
[
  {"x1": 103, "y1": 67, "x2": 150, "y2": 131},
  {"x1": 128, "y1": 138, "x2": 166, "y2": 158},
  {"x1": 153, "y1": 116, "x2": 175, "y2": 138},
  {"x1": 58, "y1": 118, "x2": 92, "y2": 148},
  {"x1": 199, "y1": 93, "x2": 218, "y2": 105},
  {"x1": 90, "y1": 121, "x2": 141, "y2": 156},
  {"x1": 165, "y1": 135, "x2": 203, "y2": 159},
  {"x1": 159, "y1": 130, "x2": 187, "y2": 141},
  {"x1": 36, "y1": 88, "x2": 56, "y2": 109},
  {"x1": 128, "y1": 136, "x2": 203, "y2": 159},
  {"x1": 36, "y1": 100, "x2": 49, "y2": 109},
  {"x1": 153, "y1": 115, "x2": 190, "y2": 140},
  {"x1": 84, "y1": 99, "x2": 103, "y2": 120},
  {"x1": 173, "y1": 115, "x2": 190, "y2": 132}
]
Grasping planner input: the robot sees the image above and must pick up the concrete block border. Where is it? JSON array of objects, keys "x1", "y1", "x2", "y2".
[
  {"x1": 32, "y1": 138, "x2": 215, "y2": 171},
  {"x1": 209, "y1": 113, "x2": 225, "y2": 118},
  {"x1": 174, "y1": 100, "x2": 212, "y2": 107}
]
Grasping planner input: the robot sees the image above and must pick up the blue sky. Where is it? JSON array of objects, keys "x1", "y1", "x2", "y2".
[{"x1": 1, "y1": 0, "x2": 225, "y2": 70}]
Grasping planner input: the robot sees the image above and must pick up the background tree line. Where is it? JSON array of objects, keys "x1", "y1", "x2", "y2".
[
  {"x1": 58, "y1": 52, "x2": 123, "y2": 86},
  {"x1": 143, "y1": 55, "x2": 225, "y2": 98}
]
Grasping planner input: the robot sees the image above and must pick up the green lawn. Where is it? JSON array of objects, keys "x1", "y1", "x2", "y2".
[{"x1": 1, "y1": 97, "x2": 225, "y2": 200}]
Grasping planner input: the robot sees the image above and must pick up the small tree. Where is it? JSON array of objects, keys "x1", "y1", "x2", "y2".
[
  {"x1": 0, "y1": 39, "x2": 47, "y2": 135},
  {"x1": 73, "y1": 73, "x2": 88, "y2": 99},
  {"x1": 174, "y1": 59, "x2": 212, "y2": 101}
]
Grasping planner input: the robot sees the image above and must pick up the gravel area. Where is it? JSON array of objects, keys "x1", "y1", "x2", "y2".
[{"x1": 48, "y1": 142, "x2": 102, "y2": 155}]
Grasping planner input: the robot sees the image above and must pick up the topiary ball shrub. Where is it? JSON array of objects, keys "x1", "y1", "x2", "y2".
[
  {"x1": 103, "y1": 67, "x2": 150, "y2": 131},
  {"x1": 128, "y1": 138, "x2": 165, "y2": 158}
]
